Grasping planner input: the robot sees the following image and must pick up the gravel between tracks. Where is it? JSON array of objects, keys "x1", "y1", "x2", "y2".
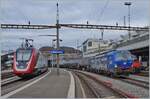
[
  {"x1": 72, "y1": 71, "x2": 124, "y2": 98},
  {"x1": 78, "y1": 70, "x2": 149, "y2": 98}
]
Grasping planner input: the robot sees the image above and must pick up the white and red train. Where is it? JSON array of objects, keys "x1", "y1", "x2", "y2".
[{"x1": 13, "y1": 39, "x2": 48, "y2": 78}]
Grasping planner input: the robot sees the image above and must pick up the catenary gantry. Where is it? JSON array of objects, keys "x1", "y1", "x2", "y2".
[{"x1": 1, "y1": 23, "x2": 149, "y2": 31}]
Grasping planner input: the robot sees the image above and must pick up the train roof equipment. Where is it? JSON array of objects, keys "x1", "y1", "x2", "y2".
[{"x1": 19, "y1": 38, "x2": 34, "y2": 49}]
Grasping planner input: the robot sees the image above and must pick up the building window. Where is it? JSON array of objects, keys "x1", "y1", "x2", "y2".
[
  {"x1": 83, "y1": 46, "x2": 87, "y2": 52},
  {"x1": 88, "y1": 41, "x2": 92, "y2": 47}
]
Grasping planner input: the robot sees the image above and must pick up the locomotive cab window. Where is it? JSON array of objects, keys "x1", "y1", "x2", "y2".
[
  {"x1": 16, "y1": 49, "x2": 32, "y2": 61},
  {"x1": 115, "y1": 51, "x2": 132, "y2": 61}
]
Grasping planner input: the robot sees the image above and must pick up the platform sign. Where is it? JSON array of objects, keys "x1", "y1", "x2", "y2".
[{"x1": 50, "y1": 50, "x2": 64, "y2": 54}]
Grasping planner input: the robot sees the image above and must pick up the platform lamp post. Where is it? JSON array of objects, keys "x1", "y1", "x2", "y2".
[{"x1": 124, "y1": 2, "x2": 132, "y2": 40}]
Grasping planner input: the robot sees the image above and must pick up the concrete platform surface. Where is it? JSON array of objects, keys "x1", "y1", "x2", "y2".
[{"x1": 8, "y1": 68, "x2": 72, "y2": 98}]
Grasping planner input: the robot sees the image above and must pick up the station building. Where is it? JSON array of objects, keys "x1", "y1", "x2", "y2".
[{"x1": 82, "y1": 38, "x2": 112, "y2": 58}]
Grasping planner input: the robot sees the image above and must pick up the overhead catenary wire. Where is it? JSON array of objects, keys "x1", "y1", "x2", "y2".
[{"x1": 98, "y1": 0, "x2": 110, "y2": 24}]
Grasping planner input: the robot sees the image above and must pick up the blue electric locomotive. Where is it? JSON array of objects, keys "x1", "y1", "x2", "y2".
[{"x1": 89, "y1": 50, "x2": 133, "y2": 77}]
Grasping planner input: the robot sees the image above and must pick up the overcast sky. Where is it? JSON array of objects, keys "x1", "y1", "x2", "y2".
[{"x1": 0, "y1": 0, "x2": 149, "y2": 51}]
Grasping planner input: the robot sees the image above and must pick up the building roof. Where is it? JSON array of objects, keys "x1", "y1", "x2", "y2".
[
  {"x1": 39, "y1": 46, "x2": 82, "y2": 54},
  {"x1": 82, "y1": 38, "x2": 102, "y2": 45},
  {"x1": 82, "y1": 38, "x2": 110, "y2": 45}
]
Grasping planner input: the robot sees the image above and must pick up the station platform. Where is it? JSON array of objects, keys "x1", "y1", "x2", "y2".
[{"x1": 4, "y1": 68, "x2": 75, "y2": 98}]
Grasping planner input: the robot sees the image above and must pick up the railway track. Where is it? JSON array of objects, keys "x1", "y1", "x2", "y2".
[
  {"x1": 1, "y1": 72, "x2": 15, "y2": 80},
  {"x1": 72, "y1": 70, "x2": 137, "y2": 98},
  {"x1": 73, "y1": 71, "x2": 101, "y2": 98},
  {"x1": 1, "y1": 76, "x2": 22, "y2": 86},
  {"x1": 1, "y1": 77, "x2": 30, "y2": 96},
  {"x1": 120, "y1": 77, "x2": 149, "y2": 89}
]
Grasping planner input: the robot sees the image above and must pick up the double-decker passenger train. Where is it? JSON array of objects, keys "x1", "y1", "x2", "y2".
[{"x1": 13, "y1": 39, "x2": 48, "y2": 78}]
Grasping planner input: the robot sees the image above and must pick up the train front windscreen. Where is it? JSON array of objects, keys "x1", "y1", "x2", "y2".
[
  {"x1": 115, "y1": 51, "x2": 132, "y2": 61},
  {"x1": 16, "y1": 49, "x2": 32, "y2": 62},
  {"x1": 16, "y1": 49, "x2": 32, "y2": 69}
]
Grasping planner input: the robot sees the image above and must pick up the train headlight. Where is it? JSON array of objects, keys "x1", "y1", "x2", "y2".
[
  {"x1": 123, "y1": 62, "x2": 126, "y2": 65},
  {"x1": 115, "y1": 65, "x2": 118, "y2": 68}
]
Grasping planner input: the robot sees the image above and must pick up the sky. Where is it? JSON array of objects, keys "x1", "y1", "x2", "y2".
[{"x1": 0, "y1": 0, "x2": 149, "y2": 51}]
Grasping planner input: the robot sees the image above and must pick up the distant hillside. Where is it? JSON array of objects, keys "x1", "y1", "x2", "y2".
[{"x1": 39, "y1": 46, "x2": 82, "y2": 54}]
